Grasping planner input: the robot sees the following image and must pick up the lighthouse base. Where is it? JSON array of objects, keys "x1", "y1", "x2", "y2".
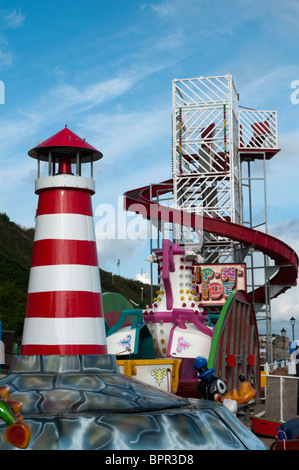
[{"x1": 0, "y1": 354, "x2": 266, "y2": 450}]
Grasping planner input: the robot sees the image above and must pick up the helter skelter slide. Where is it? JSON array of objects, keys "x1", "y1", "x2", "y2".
[
  {"x1": 0, "y1": 76, "x2": 297, "y2": 450},
  {"x1": 122, "y1": 75, "x2": 298, "y2": 399}
]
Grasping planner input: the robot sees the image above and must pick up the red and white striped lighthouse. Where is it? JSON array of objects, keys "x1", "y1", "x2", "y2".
[{"x1": 21, "y1": 125, "x2": 107, "y2": 355}]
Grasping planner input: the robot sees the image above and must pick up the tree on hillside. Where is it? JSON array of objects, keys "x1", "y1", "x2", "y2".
[{"x1": 0, "y1": 281, "x2": 26, "y2": 337}]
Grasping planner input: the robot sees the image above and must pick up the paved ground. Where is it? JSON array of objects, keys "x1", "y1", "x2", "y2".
[
  {"x1": 242, "y1": 401, "x2": 277, "y2": 449},
  {"x1": 258, "y1": 436, "x2": 275, "y2": 448}
]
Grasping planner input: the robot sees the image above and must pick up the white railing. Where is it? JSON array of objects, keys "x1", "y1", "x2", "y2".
[
  {"x1": 239, "y1": 109, "x2": 278, "y2": 149},
  {"x1": 262, "y1": 360, "x2": 288, "y2": 374},
  {"x1": 173, "y1": 75, "x2": 232, "y2": 106},
  {"x1": 260, "y1": 360, "x2": 299, "y2": 422}
]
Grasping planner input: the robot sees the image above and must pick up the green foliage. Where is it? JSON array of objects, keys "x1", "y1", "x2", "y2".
[
  {"x1": 0, "y1": 281, "x2": 27, "y2": 337},
  {"x1": 100, "y1": 269, "x2": 154, "y2": 308},
  {"x1": 0, "y1": 212, "x2": 10, "y2": 222},
  {"x1": 0, "y1": 215, "x2": 33, "y2": 337}
]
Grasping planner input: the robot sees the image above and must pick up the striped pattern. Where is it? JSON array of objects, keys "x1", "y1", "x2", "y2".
[
  {"x1": 208, "y1": 290, "x2": 260, "y2": 395},
  {"x1": 28, "y1": 265, "x2": 101, "y2": 293},
  {"x1": 21, "y1": 186, "x2": 107, "y2": 355},
  {"x1": 33, "y1": 214, "x2": 96, "y2": 241}
]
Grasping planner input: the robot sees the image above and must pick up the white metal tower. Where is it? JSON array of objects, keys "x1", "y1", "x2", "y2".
[
  {"x1": 171, "y1": 74, "x2": 279, "y2": 360},
  {"x1": 172, "y1": 75, "x2": 241, "y2": 261}
]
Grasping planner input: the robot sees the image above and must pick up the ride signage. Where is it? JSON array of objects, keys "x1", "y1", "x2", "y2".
[{"x1": 193, "y1": 264, "x2": 246, "y2": 305}]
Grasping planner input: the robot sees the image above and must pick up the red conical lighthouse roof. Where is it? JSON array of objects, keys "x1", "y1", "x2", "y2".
[{"x1": 28, "y1": 125, "x2": 103, "y2": 163}]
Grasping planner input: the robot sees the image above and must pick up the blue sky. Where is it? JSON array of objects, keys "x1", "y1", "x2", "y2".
[{"x1": 0, "y1": 0, "x2": 299, "y2": 341}]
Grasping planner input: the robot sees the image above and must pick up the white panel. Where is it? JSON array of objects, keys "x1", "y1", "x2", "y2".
[
  {"x1": 135, "y1": 364, "x2": 173, "y2": 392},
  {"x1": 28, "y1": 265, "x2": 101, "y2": 293},
  {"x1": 169, "y1": 323, "x2": 212, "y2": 358},
  {"x1": 35, "y1": 175, "x2": 95, "y2": 193},
  {"x1": 22, "y1": 317, "x2": 106, "y2": 345},
  {"x1": 34, "y1": 214, "x2": 96, "y2": 241},
  {"x1": 106, "y1": 327, "x2": 137, "y2": 356}
]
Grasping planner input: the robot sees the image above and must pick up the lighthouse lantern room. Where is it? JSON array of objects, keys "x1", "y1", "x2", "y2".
[{"x1": 29, "y1": 124, "x2": 102, "y2": 180}]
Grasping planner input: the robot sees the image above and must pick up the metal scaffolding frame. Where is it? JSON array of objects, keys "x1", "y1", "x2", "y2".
[
  {"x1": 240, "y1": 154, "x2": 274, "y2": 362},
  {"x1": 146, "y1": 75, "x2": 279, "y2": 358},
  {"x1": 172, "y1": 75, "x2": 240, "y2": 224}
]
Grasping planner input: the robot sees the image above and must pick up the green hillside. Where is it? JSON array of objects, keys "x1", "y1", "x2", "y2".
[
  {"x1": 100, "y1": 269, "x2": 153, "y2": 309},
  {"x1": 0, "y1": 213, "x2": 33, "y2": 336},
  {"x1": 0, "y1": 212, "x2": 153, "y2": 338}
]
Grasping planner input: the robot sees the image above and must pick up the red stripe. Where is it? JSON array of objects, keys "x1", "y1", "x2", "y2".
[
  {"x1": 21, "y1": 344, "x2": 108, "y2": 355},
  {"x1": 37, "y1": 188, "x2": 93, "y2": 216},
  {"x1": 25, "y1": 291, "x2": 103, "y2": 318},
  {"x1": 31, "y1": 239, "x2": 99, "y2": 266}
]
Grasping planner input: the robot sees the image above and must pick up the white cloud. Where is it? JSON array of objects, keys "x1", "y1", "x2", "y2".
[
  {"x1": 270, "y1": 286, "x2": 299, "y2": 340},
  {"x1": 96, "y1": 236, "x2": 148, "y2": 274},
  {"x1": 238, "y1": 65, "x2": 299, "y2": 108},
  {"x1": 269, "y1": 218, "x2": 299, "y2": 257},
  {"x1": 150, "y1": 2, "x2": 178, "y2": 18},
  {"x1": 0, "y1": 69, "x2": 164, "y2": 159},
  {"x1": 7, "y1": 57, "x2": 173, "y2": 136},
  {"x1": 0, "y1": 44, "x2": 12, "y2": 69},
  {"x1": 46, "y1": 77, "x2": 136, "y2": 115},
  {"x1": 0, "y1": 9, "x2": 26, "y2": 69},
  {"x1": 264, "y1": 219, "x2": 299, "y2": 334},
  {"x1": 136, "y1": 272, "x2": 151, "y2": 284},
  {"x1": 0, "y1": 113, "x2": 41, "y2": 154},
  {"x1": 77, "y1": 106, "x2": 170, "y2": 166},
  {"x1": 0, "y1": 9, "x2": 26, "y2": 29}
]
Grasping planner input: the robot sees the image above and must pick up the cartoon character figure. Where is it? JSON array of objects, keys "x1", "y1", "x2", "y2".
[
  {"x1": 218, "y1": 374, "x2": 257, "y2": 404},
  {"x1": 0, "y1": 385, "x2": 31, "y2": 448},
  {"x1": 193, "y1": 356, "x2": 227, "y2": 401}
]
